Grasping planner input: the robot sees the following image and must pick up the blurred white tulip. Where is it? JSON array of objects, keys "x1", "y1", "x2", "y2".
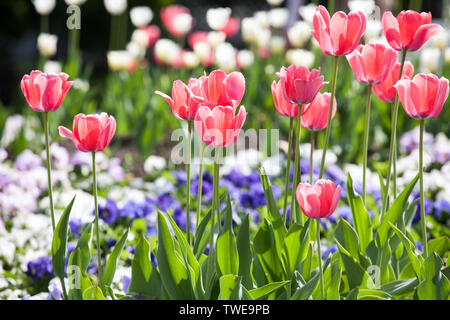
[
  {"x1": 269, "y1": 36, "x2": 286, "y2": 54},
  {"x1": 215, "y1": 42, "x2": 236, "y2": 72},
  {"x1": 420, "y1": 47, "x2": 441, "y2": 73},
  {"x1": 193, "y1": 42, "x2": 212, "y2": 65},
  {"x1": 43, "y1": 60, "x2": 62, "y2": 73},
  {"x1": 182, "y1": 51, "x2": 200, "y2": 69},
  {"x1": 154, "y1": 39, "x2": 180, "y2": 65},
  {"x1": 172, "y1": 13, "x2": 193, "y2": 37},
  {"x1": 104, "y1": 0, "x2": 127, "y2": 15},
  {"x1": 254, "y1": 11, "x2": 269, "y2": 28},
  {"x1": 268, "y1": 8, "x2": 289, "y2": 28},
  {"x1": 241, "y1": 17, "x2": 259, "y2": 43},
  {"x1": 348, "y1": 0, "x2": 375, "y2": 16},
  {"x1": 445, "y1": 47, "x2": 450, "y2": 63},
  {"x1": 287, "y1": 21, "x2": 311, "y2": 47},
  {"x1": 130, "y1": 6, "x2": 153, "y2": 28},
  {"x1": 206, "y1": 7, "x2": 232, "y2": 31},
  {"x1": 131, "y1": 29, "x2": 148, "y2": 49},
  {"x1": 236, "y1": 50, "x2": 254, "y2": 70},
  {"x1": 107, "y1": 50, "x2": 134, "y2": 71},
  {"x1": 298, "y1": 3, "x2": 317, "y2": 25},
  {"x1": 72, "y1": 79, "x2": 90, "y2": 92},
  {"x1": 37, "y1": 33, "x2": 57, "y2": 58},
  {"x1": 207, "y1": 31, "x2": 226, "y2": 48},
  {"x1": 431, "y1": 30, "x2": 448, "y2": 50},
  {"x1": 64, "y1": 0, "x2": 87, "y2": 6},
  {"x1": 364, "y1": 19, "x2": 382, "y2": 43},
  {"x1": 127, "y1": 41, "x2": 145, "y2": 58},
  {"x1": 32, "y1": 0, "x2": 56, "y2": 15},
  {"x1": 286, "y1": 49, "x2": 315, "y2": 69},
  {"x1": 266, "y1": 0, "x2": 284, "y2": 6},
  {"x1": 256, "y1": 28, "x2": 271, "y2": 48}
]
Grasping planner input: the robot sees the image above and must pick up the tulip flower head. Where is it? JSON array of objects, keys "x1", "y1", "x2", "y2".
[
  {"x1": 21, "y1": 71, "x2": 73, "y2": 112},
  {"x1": 296, "y1": 179, "x2": 341, "y2": 218},
  {"x1": 301, "y1": 92, "x2": 337, "y2": 131},
  {"x1": 372, "y1": 61, "x2": 414, "y2": 103},
  {"x1": 271, "y1": 80, "x2": 299, "y2": 118},
  {"x1": 382, "y1": 10, "x2": 444, "y2": 52},
  {"x1": 130, "y1": 6, "x2": 153, "y2": 28},
  {"x1": 346, "y1": 43, "x2": 398, "y2": 84},
  {"x1": 194, "y1": 105, "x2": 247, "y2": 147},
  {"x1": 138, "y1": 25, "x2": 160, "y2": 47},
  {"x1": 59, "y1": 113, "x2": 116, "y2": 152},
  {"x1": 219, "y1": 17, "x2": 240, "y2": 38},
  {"x1": 160, "y1": 5, "x2": 193, "y2": 38},
  {"x1": 396, "y1": 73, "x2": 449, "y2": 120},
  {"x1": 276, "y1": 65, "x2": 327, "y2": 105},
  {"x1": 311, "y1": 5, "x2": 366, "y2": 56}
]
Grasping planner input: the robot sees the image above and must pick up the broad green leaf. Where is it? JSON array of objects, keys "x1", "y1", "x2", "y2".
[
  {"x1": 380, "y1": 278, "x2": 418, "y2": 296},
  {"x1": 358, "y1": 289, "x2": 392, "y2": 300},
  {"x1": 244, "y1": 281, "x2": 290, "y2": 300},
  {"x1": 193, "y1": 208, "x2": 212, "y2": 259},
  {"x1": 281, "y1": 220, "x2": 311, "y2": 278},
  {"x1": 347, "y1": 173, "x2": 372, "y2": 252},
  {"x1": 346, "y1": 287, "x2": 359, "y2": 300},
  {"x1": 68, "y1": 222, "x2": 93, "y2": 275},
  {"x1": 156, "y1": 211, "x2": 194, "y2": 299},
  {"x1": 335, "y1": 219, "x2": 360, "y2": 262},
  {"x1": 218, "y1": 274, "x2": 242, "y2": 300},
  {"x1": 417, "y1": 253, "x2": 450, "y2": 300},
  {"x1": 292, "y1": 271, "x2": 319, "y2": 300},
  {"x1": 428, "y1": 237, "x2": 450, "y2": 257},
  {"x1": 52, "y1": 196, "x2": 76, "y2": 280},
  {"x1": 128, "y1": 235, "x2": 161, "y2": 298},
  {"x1": 82, "y1": 286, "x2": 107, "y2": 300},
  {"x1": 377, "y1": 174, "x2": 419, "y2": 246},
  {"x1": 67, "y1": 247, "x2": 93, "y2": 300},
  {"x1": 102, "y1": 228, "x2": 129, "y2": 288},
  {"x1": 236, "y1": 215, "x2": 252, "y2": 289},
  {"x1": 216, "y1": 195, "x2": 239, "y2": 276}
]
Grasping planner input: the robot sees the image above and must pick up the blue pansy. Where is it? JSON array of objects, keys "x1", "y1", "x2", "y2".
[
  {"x1": 434, "y1": 199, "x2": 450, "y2": 217},
  {"x1": 96, "y1": 199, "x2": 119, "y2": 224},
  {"x1": 26, "y1": 257, "x2": 53, "y2": 281}
]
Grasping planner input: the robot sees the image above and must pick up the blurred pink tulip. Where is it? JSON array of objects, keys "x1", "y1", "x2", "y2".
[
  {"x1": 139, "y1": 25, "x2": 160, "y2": 47},
  {"x1": 220, "y1": 17, "x2": 240, "y2": 38},
  {"x1": 372, "y1": 61, "x2": 414, "y2": 103},
  {"x1": 160, "y1": 5, "x2": 193, "y2": 38}
]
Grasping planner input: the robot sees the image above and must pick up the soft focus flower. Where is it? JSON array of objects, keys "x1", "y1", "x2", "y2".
[
  {"x1": 346, "y1": 43, "x2": 398, "y2": 84},
  {"x1": 37, "y1": 33, "x2": 57, "y2": 58},
  {"x1": 206, "y1": 7, "x2": 232, "y2": 31},
  {"x1": 219, "y1": 17, "x2": 240, "y2": 38},
  {"x1": 396, "y1": 73, "x2": 449, "y2": 120},
  {"x1": 269, "y1": 36, "x2": 286, "y2": 55},
  {"x1": 311, "y1": 5, "x2": 366, "y2": 56},
  {"x1": 420, "y1": 47, "x2": 441, "y2": 73},
  {"x1": 130, "y1": 6, "x2": 153, "y2": 27},
  {"x1": 155, "y1": 79, "x2": 204, "y2": 120},
  {"x1": 64, "y1": 0, "x2": 87, "y2": 5},
  {"x1": 285, "y1": 49, "x2": 315, "y2": 69},
  {"x1": 236, "y1": 50, "x2": 254, "y2": 70},
  {"x1": 72, "y1": 78, "x2": 90, "y2": 92},
  {"x1": 299, "y1": 3, "x2": 317, "y2": 25},
  {"x1": 301, "y1": 92, "x2": 337, "y2": 131},
  {"x1": 104, "y1": 0, "x2": 127, "y2": 15},
  {"x1": 153, "y1": 39, "x2": 181, "y2": 65},
  {"x1": 144, "y1": 156, "x2": 166, "y2": 174},
  {"x1": 382, "y1": 11, "x2": 444, "y2": 52},
  {"x1": 97, "y1": 199, "x2": 119, "y2": 224},
  {"x1": 287, "y1": 21, "x2": 311, "y2": 48},
  {"x1": 268, "y1": 8, "x2": 289, "y2": 28},
  {"x1": 43, "y1": 61, "x2": 62, "y2": 74},
  {"x1": 58, "y1": 112, "x2": 116, "y2": 152},
  {"x1": 194, "y1": 105, "x2": 247, "y2": 147},
  {"x1": 296, "y1": 179, "x2": 341, "y2": 218},
  {"x1": 21, "y1": 71, "x2": 73, "y2": 112},
  {"x1": 107, "y1": 50, "x2": 135, "y2": 71},
  {"x1": 26, "y1": 256, "x2": 53, "y2": 281},
  {"x1": 0, "y1": 115, "x2": 24, "y2": 147},
  {"x1": 32, "y1": 0, "x2": 56, "y2": 15},
  {"x1": 347, "y1": 0, "x2": 375, "y2": 16},
  {"x1": 14, "y1": 150, "x2": 41, "y2": 171},
  {"x1": 193, "y1": 42, "x2": 213, "y2": 67},
  {"x1": 271, "y1": 80, "x2": 298, "y2": 118},
  {"x1": 182, "y1": 51, "x2": 200, "y2": 69},
  {"x1": 160, "y1": 5, "x2": 193, "y2": 38},
  {"x1": 276, "y1": 65, "x2": 326, "y2": 104},
  {"x1": 241, "y1": 17, "x2": 259, "y2": 43},
  {"x1": 138, "y1": 25, "x2": 160, "y2": 48},
  {"x1": 208, "y1": 31, "x2": 226, "y2": 48},
  {"x1": 131, "y1": 29, "x2": 149, "y2": 49},
  {"x1": 372, "y1": 61, "x2": 414, "y2": 103},
  {"x1": 430, "y1": 30, "x2": 448, "y2": 50},
  {"x1": 267, "y1": 0, "x2": 284, "y2": 6},
  {"x1": 364, "y1": 19, "x2": 382, "y2": 43}
]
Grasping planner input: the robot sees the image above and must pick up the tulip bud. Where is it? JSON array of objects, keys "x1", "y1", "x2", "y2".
[
  {"x1": 206, "y1": 7, "x2": 232, "y2": 31},
  {"x1": 130, "y1": 6, "x2": 153, "y2": 28},
  {"x1": 32, "y1": 0, "x2": 56, "y2": 15},
  {"x1": 287, "y1": 21, "x2": 311, "y2": 48},
  {"x1": 241, "y1": 17, "x2": 259, "y2": 43},
  {"x1": 104, "y1": 0, "x2": 127, "y2": 15},
  {"x1": 37, "y1": 33, "x2": 57, "y2": 58}
]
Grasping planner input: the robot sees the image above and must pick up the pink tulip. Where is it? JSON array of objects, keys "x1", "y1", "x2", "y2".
[
  {"x1": 301, "y1": 92, "x2": 337, "y2": 131},
  {"x1": 20, "y1": 71, "x2": 73, "y2": 112},
  {"x1": 395, "y1": 73, "x2": 449, "y2": 120},
  {"x1": 372, "y1": 61, "x2": 414, "y2": 103},
  {"x1": 155, "y1": 80, "x2": 204, "y2": 120},
  {"x1": 194, "y1": 105, "x2": 247, "y2": 147},
  {"x1": 346, "y1": 43, "x2": 398, "y2": 84},
  {"x1": 59, "y1": 113, "x2": 116, "y2": 152},
  {"x1": 276, "y1": 65, "x2": 327, "y2": 105},
  {"x1": 188, "y1": 31, "x2": 209, "y2": 49},
  {"x1": 219, "y1": 17, "x2": 240, "y2": 38},
  {"x1": 271, "y1": 80, "x2": 299, "y2": 118},
  {"x1": 311, "y1": 5, "x2": 366, "y2": 56},
  {"x1": 139, "y1": 25, "x2": 160, "y2": 47},
  {"x1": 382, "y1": 11, "x2": 444, "y2": 52},
  {"x1": 160, "y1": 5, "x2": 193, "y2": 38},
  {"x1": 296, "y1": 179, "x2": 341, "y2": 219}
]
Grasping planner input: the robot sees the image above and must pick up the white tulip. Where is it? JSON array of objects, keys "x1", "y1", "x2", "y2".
[
  {"x1": 64, "y1": 0, "x2": 87, "y2": 6},
  {"x1": 256, "y1": 28, "x2": 271, "y2": 48},
  {"x1": 206, "y1": 7, "x2": 232, "y2": 31},
  {"x1": 420, "y1": 47, "x2": 441, "y2": 73},
  {"x1": 130, "y1": 6, "x2": 153, "y2": 28},
  {"x1": 287, "y1": 21, "x2": 311, "y2": 47},
  {"x1": 131, "y1": 29, "x2": 148, "y2": 49},
  {"x1": 266, "y1": 0, "x2": 284, "y2": 6},
  {"x1": 236, "y1": 50, "x2": 254, "y2": 69},
  {"x1": 241, "y1": 17, "x2": 259, "y2": 43},
  {"x1": 431, "y1": 30, "x2": 448, "y2": 50},
  {"x1": 364, "y1": 19, "x2": 382, "y2": 43},
  {"x1": 104, "y1": 0, "x2": 127, "y2": 15},
  {"x1": 37, "y1": 33, "x2": 57, "y2": 58},
  {"x1": 214, "y1": 42, "x2": 236, "y2": 72},
  {"x1": 183, "y1": 51, "x2": 200, "y2": 69},
  {"x1": 32, "y1": 0, "x2": 56, "y2": 15},
  {"x1": 254, "y1": 11, "x2": 269, "y2": 28},
  {"x1": 445, "y1": 47, "x2": 450, "y2": 63},
  {"x1": 270, "y1": 36, "x2": 286, "y2": 54},
  {"x1": 43, "y1": 60, "x2": 62, "y2": 73},
  {"x1": 268, "y1": 8, "x2": 289, "y2": 29},
  {"x1": 154, "y1": 39, "x2": 180, "y2": 65},
  {"x1": 127, "y1": 41, "x2": 145, "y2": 58},
  {"x1": 348, "y1": 0, "x2": 375, "y2": 16},
  {"x1": 193, "y1": 42, "x2": 212, "y2": 65},
  {"x1": 207, "y1": 31, "x2": 226, "y2": 48},
  {"x1": 172, "y1": 13, "x2": 192, "y2": 37},
  {"x1": 107, "y1": 50, "x2": 134, "y2": 71},
  {"x1": 72, "y1": 79, "x2": 90, "y2": 92},
  {"x1": 298, "y1": 3, "x2": 317, "y2": 25},
  {"x1": 286, "y1": 49, "x2": 315, "y2": 69}
]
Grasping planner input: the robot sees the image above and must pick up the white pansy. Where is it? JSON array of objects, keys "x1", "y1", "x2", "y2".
[
  {"x1": 364, "y1": 19, "x2": 382, "y2": 43},
  {"x1": 236, "y1": 50, "x2": 254, "y2": 69},
  {"x1": 144, "y1": 155, "x2": 166, "y2": 174},
  {"x1": 104, "y1": 0, "x2": 127, "y2": 15},
  {"x1": 348, "y1": 0, "x2": 375, "y2": 16},
  {"x1": 1, "y1": 114, "x2": 24, "y2": 147},
  {"x1": 208, "y1": 31, "x2": 226, "y2": 48},
  {"x1": 261, "y1": 155, "x2": 284, "y2": 176},
  {"x1": 182, "y1": 51, "x2": 200, "y2": 69},
  {"x1": 64, "y1": 0, "x2": 87, "y2": 6},
  {"x1": 154, "y1": 39, "x2": 180, "y2": 65},
  {"x1": 269, "y1": 36, "x2": 286, "y2": 54},
  {"x1": 0, "y1": 148, "x2": 6, "y2": 162},
  {"x1": 214, "y1": 42, "x2": 236, "y2": 72},
  {"x1": 268, "y1": 8, "x2": 289, "y2": 28},
  {"x1": 172, "y1": 13, "x2": 192, "y2": 37},
  {"x1": 131, "y1": 29, "x2": 148, "y2": 49},
  {"x1": 32, "y1": 0, "x2": 56, "y2": 15},
  {"x1": 287, "y1": 21, "x2": 311, "y2": 47},
  {"x1": 206, "y1": 7, "x2": 232, "y2": 31},
  {"x1": 286, "y1": 49, "x2": 315, "y2": 69},
  {"x1": 0, "y1": 238, "x2": 15, "y2": 261},
  {"x1": 43, "y1": 60, "x2": 62, "y2": 73},
  {"x1": 431, "y1": 30, "x2": 448, "y2": 50},
  {"x1": 299, "y1": 3, "x2": 317, "y2": 25},
  {"x1": 107, "y1": 50, "x2": 134, "y2": 71},
  {"x1": 130, "y1": 6, "x2": 153, "y2": 27},
  {"x1": 37, "y1": 33, "x2": 57, "y2": 58},
  {"x1": 267, "y1": 0, "x2": 284, "y2": 6},
  {"x1": 420, "y1": 47, "x2": 440, "y2": 73}
]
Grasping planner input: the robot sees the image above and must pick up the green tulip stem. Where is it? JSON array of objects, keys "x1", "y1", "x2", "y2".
[
  {"x1": 282, "y1": 117, "x2": 294, "y2": 224},
  {"x1": 419, "y1": 120, "x2": 428, "y2": 257},
  {"x1": 362, "y1": 84, "x2": 372, "y2": 205}
]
